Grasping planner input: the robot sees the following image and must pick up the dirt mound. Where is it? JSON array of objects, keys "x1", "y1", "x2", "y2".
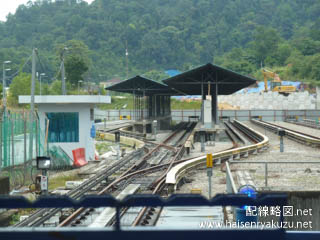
[{"x1": 218, "y1": 102, "x2": 240, "y2": 110}]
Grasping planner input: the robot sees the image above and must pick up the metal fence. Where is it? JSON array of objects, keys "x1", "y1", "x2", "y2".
[
  {"x1": 225, "y1": 162, "x2": 237, "y2": 194},
  {"x1": 0, "y1": 110, "x2": 45, "y2": 189},
  {"x1": 95, "y1": 109, "x2": 320, "y2": 122}
]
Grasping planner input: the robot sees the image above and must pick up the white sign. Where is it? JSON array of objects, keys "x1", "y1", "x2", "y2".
[{"x1": 41, "y1": 176, "x2": 48, "y2": 191}]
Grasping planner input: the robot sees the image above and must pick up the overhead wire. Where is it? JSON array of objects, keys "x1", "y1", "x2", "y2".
[
  {"x1": 35, "y1": 50, "x2": 47, "y2": 75},
  {"x1": 8, "y1": 53, "x2": 33, "y2": 80}
]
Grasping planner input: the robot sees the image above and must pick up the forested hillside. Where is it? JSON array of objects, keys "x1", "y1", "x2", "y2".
[{"x1": 0, "y1": 0, "x2": 320, "y2": 85}]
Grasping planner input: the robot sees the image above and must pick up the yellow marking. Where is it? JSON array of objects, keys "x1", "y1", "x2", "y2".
[
  {"x1": 191, "y1": 189, "x2": 202, "y2": 194},
  {"x1": 206, "y1": 153, "x2": 213, "y2": 168}
]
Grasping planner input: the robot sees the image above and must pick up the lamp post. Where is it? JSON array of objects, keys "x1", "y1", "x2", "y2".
[
  {"x1": 39, "y1": 73, "x2": 45, "y2": 95},
  {"x1": 2, "y1": 61, "x2": 11, "y2": 110},
  {"x1": 61, "y1": 47, "x2": 68, "y2": 95},
  {"x1": 78, "y1": 80, "x2": 83, "y2": 94}
]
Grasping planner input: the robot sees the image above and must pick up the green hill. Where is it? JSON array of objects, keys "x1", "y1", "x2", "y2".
[{"x1": 0, "y1": 0, "x2": 319, "y2": 85}]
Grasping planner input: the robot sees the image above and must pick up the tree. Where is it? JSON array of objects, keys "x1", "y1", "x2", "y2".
[
  {"x1": 142, "y1": 70, "x2": 169, "y2": 82},
  {"x1": 1, "y1": 0, "x2": 320, "y2": 85},
  {"x1": 292, "y1": 37, "x2": 320, "y2": 56},
  {"x1": 49, "y1": 80, "x2": 62, "y2": 95},
  {"x1": 250, "y1": 26, "x2": 281, "y2": 66},
  {"x1": 308, "y1": 54, "x2": 320, "y2": 83},
  {"x1": 8, "y1": 73, "x2": 39, "y2": 105},
  {"x1": 215, "y1": 48, "x2": 255, "y2": 75},
  {"x1": 56, "y1": 40, "x2": 91, "y2": 85}
]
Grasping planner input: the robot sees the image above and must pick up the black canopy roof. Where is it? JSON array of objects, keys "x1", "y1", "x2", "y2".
[
  {"x1": 163, "y1": 63, "x2": 256, "y2": 95},
  {"x1": 106, "y1": 75, "x2": 178, "y2": 96}
]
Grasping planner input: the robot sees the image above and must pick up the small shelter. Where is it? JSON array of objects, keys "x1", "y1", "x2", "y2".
[
  {"x1": 106, "y1": 76, "x2": 177, "y2": 129},
  {"x1": 19, "y1": 95, "x2": 111, "y2": 163},
  {"x1": 163, "y1": 63, "x2": 256, "y2": 125}
]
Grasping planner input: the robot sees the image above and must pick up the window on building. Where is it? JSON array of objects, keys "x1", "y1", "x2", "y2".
[
  {"x1": 46, "y1": 112, "x2": 79, "y2": 143},
  {"x1": 90, "y1": 108, "x2": 94, "y2": 121}
]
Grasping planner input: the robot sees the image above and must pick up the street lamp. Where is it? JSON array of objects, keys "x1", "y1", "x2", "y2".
[
  {"x1": 39, "y1": 73, "x2": 45, "y2": 95},
  {"x1": 2, "y1": 60, "x2": 11, "y2": 110},
  {"x1": 78, "y1": 80, "x2": 83, "y2": 94}
]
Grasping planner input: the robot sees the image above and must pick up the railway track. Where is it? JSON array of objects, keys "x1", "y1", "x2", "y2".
[
  {"x1": 14, "y1": 120, "x2": 268, "y2": 228},
  {"x1": 131, "y1": 120, "x2": 260, "y2": 227},
  {"x1": 285, "y1": 118, "x2": 320, "y2": 130},
  {"x1": 57, "y1": 122, "x2": 196, "y2": 227},
  {"x1": 165, "y1": 120, "x2": 268, "y2": 195},
  {"x1": 128, "y1": 122, "x2": 197, "y2": 227},
  {"x1": 251, "y1": 119, "x2": 320, "y2": 147},
  {"x1": 14, "y1": 148, "x2": 145, "y2": 227},
  {"x1": 16, "y1": 121, "x2": 189, "y2": 227}
]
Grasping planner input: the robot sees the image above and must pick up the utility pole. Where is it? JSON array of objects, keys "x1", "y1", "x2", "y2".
[
  {"x1": 125, "y1": 40, "x2": 129, "y2": 79},
  {"x1": 61, "y1": 47, "x2": 67, "y2": 95},
  {"x1": 2, "y1": 60, "x2": 11, "y2": 168},
  {"x1": 2, "y1": 61, "x2": 11, "y2": 112},
  {"x1": 29, "y1": 48, "x2": 36, "y2": 162}
]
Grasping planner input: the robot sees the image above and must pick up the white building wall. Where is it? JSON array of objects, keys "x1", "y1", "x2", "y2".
[{"x1": 38, "y1": 103, "x2": 95, "y2": 162}]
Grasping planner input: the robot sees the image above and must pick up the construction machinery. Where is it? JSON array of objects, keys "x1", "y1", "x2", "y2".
[{"x1": 262, "y1": 68, "x2": 296, "y2": 96}]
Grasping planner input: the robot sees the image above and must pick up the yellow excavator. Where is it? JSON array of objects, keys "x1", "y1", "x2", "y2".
[{"x1": 262, "y1": 68, "x2": 296, "y2": 96}]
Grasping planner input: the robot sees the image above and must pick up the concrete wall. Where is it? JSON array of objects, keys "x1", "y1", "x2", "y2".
[
  {"x1": 39, "y1": 104, "x2": 95, "y2": 161},
  {"x1": 218, "y1": 92, "x2": 316, "y2": 110}
]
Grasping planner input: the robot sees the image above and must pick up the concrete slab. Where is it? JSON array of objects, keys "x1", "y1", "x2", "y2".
[
  {"x1": 156, "y1": 206, "x2": 224, "y2": 228},
  {"x1": 89, "y1": 184, "x2": 140, "y2": 228}
]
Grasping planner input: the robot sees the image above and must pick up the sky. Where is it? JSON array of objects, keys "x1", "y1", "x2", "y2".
[{"x1": 0, "y1": 0, "x2": 94, "y2": 22}]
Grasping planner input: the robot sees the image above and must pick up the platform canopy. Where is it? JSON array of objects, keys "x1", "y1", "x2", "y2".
[
  {"x1": 163, "y1": 63, "x2": 257, "y2": 95},
  {"x1": 106, "y1": 75, "x2": 178, "y2": 96}
]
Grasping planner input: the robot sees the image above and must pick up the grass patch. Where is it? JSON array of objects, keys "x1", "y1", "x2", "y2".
[
  {"x1": 171, "y1": 99, "x2": 201, "y2": 110},
  {"x1": 49, "y1": 174, "x2": 82, "y2": 190},
  {"x1": 254, "y1": 174, "x2": 266, "y2": 181},
  {"x1": 213, "y1": 171, "x2": 225, "y2": 177},
  {"x1": 96, "y1": 141, "x2": 113, "y2": 154},
  {"x1": 10, "y1": 209, "x2": 35, "y2": 226},
  {"x1": 97, "y1": 96, "x2": 201, "y2": 110}
]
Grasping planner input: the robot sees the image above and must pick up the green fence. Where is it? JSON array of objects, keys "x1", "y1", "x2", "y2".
[
  {"x1": 0, "y1": 110, "x2": 44, "y2": 188},
  {"x1": 0, "y1": 110, "x2": 75, "y2": 189},
  {"x1": 0, "y1": 111, "x2": 43, "y2": 167}
]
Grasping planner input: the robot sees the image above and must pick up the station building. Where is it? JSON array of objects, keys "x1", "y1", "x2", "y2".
[{"x1": 106, "y1": 63, "x2": 256, "y2": 132}]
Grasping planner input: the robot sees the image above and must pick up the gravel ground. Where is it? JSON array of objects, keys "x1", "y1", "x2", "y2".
[
  {"x1": 175, "y1": 121, "x2": 320, "y2": 196},
  {"x1": 176, "y1": 167, "x2": 226, "y2": 198},
  {"x1": 176, "y1": 141, "x2": 233, "y2": 198},
  {"x1": 233, "y1": 121, "x2": 320, "y2": 191},
  {"x1": 154, "y1": 131, "x2": 172, "y2": 144}
]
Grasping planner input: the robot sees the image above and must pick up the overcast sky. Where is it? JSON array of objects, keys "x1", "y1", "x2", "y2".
[{"x1": 0, "y1": 0, "x2": 94, "y2": 22}]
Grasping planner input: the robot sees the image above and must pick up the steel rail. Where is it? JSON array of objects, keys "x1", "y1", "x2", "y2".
[
  {"x1": 165, "y1": 120, "x2": 269, "y2": 192},
  {"x1": 251, "y1": 119, "x2": 320, "y2": 147},
  {"x1": 15, "y1": 148, "x2": 144, "y2": 227},
  {"x1": 132, "y1": 122, "x2": 197, "y2": 226},
  {"x1": 58, "y1": 122, "x2": 192, "y2": 227}
]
